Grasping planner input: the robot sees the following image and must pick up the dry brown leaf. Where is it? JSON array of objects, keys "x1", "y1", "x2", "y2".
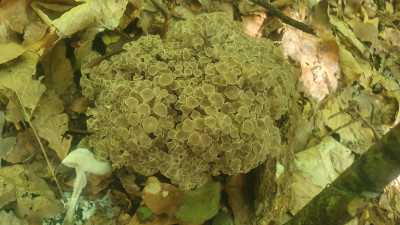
[
  {"x1": 36, "y1": 0, "x2": 128, "y2": 38},
  {"x1": 85, "y1": 173, "x2": 114, "y2": 194},
  {"x1": 225, "y1": 174, "x2": 251, "y2": 225},
  {"x1": 0, "y1": 210, "x2": 29, "y2": 225},
  {"x1": 319, "y1": 87, "x2": 376, "y2": 154},
  {"x1": 282, "y1": 27, "x2": 339, "y2": 100},
  {"x1": 5, "y1": 128, "x2": 37, "y2": 164},
  {"x1": 328, "y1": 15, "x2": 367, "y2": 56},
  {"x1": 117, "y1": 172, "x2": 140, "y2": 200},
  {"x1": 41, "y1": 41, "x2": 75, "y2": 96},
  {"x1": 338, "y1": 45, "x2": 364, "y2": 85},
  {"x1": 290, "y1": 136, "x2": 354, "y2": 214},
  {"x1": 0, "y1": 54, "x2": 46, "y2": 118},
  {"x1": 0, "y1": 0, "x2": 30, "y2": 34},
  {"x1": 0, "y1": 111, "x2": 16, "y2": 163},
  {"x1": 0, "y1": 42, "x2": 25, "y2": 64},
  {"x1": 22, "y1": 22, "x2": 48, "y2": 46},
  {"x1": 0, "y1": 164, "x2": 64, "y2": 224},
  {"x1": 240, "y1": 14, "x2": 266, "y2": 37},
  {"x1": 68, "y1": 97, "x2": 90, "y2": 114},
  {"x1": 353, "y1": 21, "x2": 378, "y2": 43},
  {"x1": 142, "y1": 176, "x2": 182, "y2": 216},
  {"x1": 32, "y1": 90, "x2": 72, "y2": 159}
]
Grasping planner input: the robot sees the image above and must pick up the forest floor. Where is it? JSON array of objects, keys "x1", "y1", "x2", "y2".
[{"x1": 0, "y1": 0, "x2": 400, "y2": 224}]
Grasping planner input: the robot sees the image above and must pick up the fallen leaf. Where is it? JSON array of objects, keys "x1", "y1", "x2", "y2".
[
  {"x1": 22, "y1": 22, "x2": 48, "y2": 46},
  {"x1": 0, "y1": 210, "x2": 29, "y2": 225},
  {"x1": 338, "y1": 45, "x2": 364, "y2": 85},
  {"x1": 290, "y1": 136, "x2": 354, "y2": 214},
  {"x1": 353, "y1": 21, "x2": 378, "y2": 43},
  {"x1": 282, "y1": 27, "x2": 339, "y2": 100},
  {"x1": 6, "y1": 128, "x2": 39, "y2": 164},
  {"x1": 0, "y1": 42, "x2": 25, "y2": 64},
  {"x1": 225, "y1": 174, "x2": 251, "y2": 225},
  {"x1": 0, "y1": 0, "x2": 30, "y2": 34},
  {"x1": 240, "y1": 14, "x2": 266, "y2": 37},
  {"x1": 328, "y1": 15, "x2": 367, "y2": 56},
  {"x1": 212, "y1": 211, "x2": 235, "y2": 225},
  {"x1": 41, "y1": 41, "x2": 75, "y2": 96},
  {"x1": 142, "y1": 176, "x2": 183, "y2": 216},
  {"x1": 0, "y1": 54, "x2": 46, "y2": 117},
  {"x1": 32, "y1": 90, "x2": 72, "y2": 159},
  {"x1": 175, "y1": 181, "x2": 222, "y2": 223},
  {"x1": 320, "y1": 88, "x2": 375, "y2": 154},
  {"x1": 0, "y1": 164, "x2": 64, "y2": 224},
  {"x1": 37, "y1": 0, "x2": 128, "y2": 38},
  {"x1": 117, "y1": 171, "x2": 140, "y2": 200},
  {"x1": 68, "y1": 97, "x2": 90, "y2": 114},
  {"x1": 0, "y1": 112, "x2": 16, "y2": 164}
]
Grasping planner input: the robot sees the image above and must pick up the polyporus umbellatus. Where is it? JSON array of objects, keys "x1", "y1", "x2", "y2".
[{"x1": 81, "y1": 12, "x2": 297, "y2": 189}]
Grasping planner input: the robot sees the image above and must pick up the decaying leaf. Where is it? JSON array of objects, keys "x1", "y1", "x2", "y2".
[
  {"x1": 0, "y1": 164, "x2": 64, "y2": 224},
  {"x1": 338, "y1": 45, "x2": 364, "y2": 85},
  {"x1": 41, "y1": 41, "x2": 75, "y2": 96},
  {"x1": 0, "y1": 42, "x2": 25, "y2": 64},
  {"x1": 175, "y1": 181, "x2": 222, "y2": 223},
  {"x1": 32, "y1": 91, "x2": 72, "y2": 159},
  {"x1": 225, "y1": 174, "x2": 251, "y2": 225},
  {"x1": 212, "y1": 211, "x2": 235, "y2": 225},
  {"x1": 34, "y1": 0, "x2": 128, "y2": 38},
  {"x1": 0, "y1": 0, "x2": 30, "y2": 34},
  {"x1": 0, "y1": 210, "x2": 29, "y2": 225},
  {"x1": 117, "y1": 172, "x2": 140, "y2": 201},
  {"x1": 379, "y1": 175, "x2": 400, "y2": 223},
  {"x1": 317, "y1": 86, "x2": 377, "y2": 154},
  {"x1": 353, "y1": 21, "x2": 378, "y2": 43},
  {"x1": 142, "y1": 176, "x2": 182, "y2": 216},
  {"x1": 0, "y1": 54, "x2": 46, "y2": 120},
  {"x1": 22, "y1": 21, "x2": 48, "y2": 46},
  {"x1": 328, "y1": 15, "x2": 367, "y2": 56},
  {"x1": 0, "y1": 112, "x2": 16, "y2": 164},
  {"x1": 282, "y1": 27, "x2": 339, "y2": 100},
  {"x1": 5, "y1": 128, "x2": 38, "y2": 164},
  {"x1": 290, "y1": 136, "x2": 354, "y2": 214}
]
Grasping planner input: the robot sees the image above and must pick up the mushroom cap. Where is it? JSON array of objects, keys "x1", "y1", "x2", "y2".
[{"x1": 62, "y1": 148, "x2": 110, "y2": 175}]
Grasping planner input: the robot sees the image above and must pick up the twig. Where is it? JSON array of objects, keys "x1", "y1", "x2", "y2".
[
  {"x1": 13, "y1": 93, "x2": 66, "y2": 202},
  {"x1": 353, "y1": 108, "x2": 382, "y2": 139},
  {"x1": 327, "y1": 120, "x2": 355, "y2": 136},
  {"x1": 82, "y1": 49, "x2": 124, "y2": 70},
  {"x1": 67, "y1": 128, "x2": 91, "y2": 134},
  {"x1": 248, "y1": 0, "x2": 317, "y2": 36}
]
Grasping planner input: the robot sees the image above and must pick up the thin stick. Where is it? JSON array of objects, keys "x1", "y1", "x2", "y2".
[
  {"x1": 248, "y1": 0, "x2": 317, "y2": 36},
  {"x1": 14, "y1": 93, "x2": 66, "y2": 201}
]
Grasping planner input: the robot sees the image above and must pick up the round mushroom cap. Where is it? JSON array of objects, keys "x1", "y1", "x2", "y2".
[{"x1": 62, "y1": 148, "x2": 111, "y2": 175}]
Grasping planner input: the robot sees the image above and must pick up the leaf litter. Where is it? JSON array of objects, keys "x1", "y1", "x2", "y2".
[{"x1": 1, "y1": 0, "x2": 400, "y2": 224}]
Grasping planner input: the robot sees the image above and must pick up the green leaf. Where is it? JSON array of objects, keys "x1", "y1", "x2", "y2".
[
  {"x1": 136, "y1": 206, "x2": 152, "y2": 222},
  {"x1": 212, "y1": 211, "x2": 235, "y2": 225},
  {"x1": 175, "y1": 181, "x2": 222, "y2": 223}
]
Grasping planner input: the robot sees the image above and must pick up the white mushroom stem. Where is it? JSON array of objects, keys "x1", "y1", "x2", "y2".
[
  {"x1": 62, "y1": 148, "x2": 110, "y2": 225},
  {"x1": 63, "y1": 167, "x2": 87, "y2": 225}
]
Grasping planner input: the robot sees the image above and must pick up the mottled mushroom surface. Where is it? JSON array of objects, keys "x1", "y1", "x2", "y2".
[{"x1": 81, "y1": 12, "x2": 297, "y2": 189}]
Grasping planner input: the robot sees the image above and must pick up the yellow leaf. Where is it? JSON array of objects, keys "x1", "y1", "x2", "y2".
[
  {"x1": 0, "y1": 164, "x2": 64, "y2": 224},
  {"x1": 32, "y1": 91, "x2": 72, "y2": 159},
  {"x1": 0, "y1": 42, "x2": 25, "y2": 64},
  {"x1": 338, "y1": 45, "x2": 363, "y2": 85},
  {"x1": 0, "y1": 54, "x2": 46, "y2": 114}
]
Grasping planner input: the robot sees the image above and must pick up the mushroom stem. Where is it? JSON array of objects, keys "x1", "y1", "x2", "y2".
[
  {"x1": 61, "y1": 148, "x2": 111, "y2": 224},
  {"x1": 63, "y1": 168, "x2": 87, "y2": 225}
]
